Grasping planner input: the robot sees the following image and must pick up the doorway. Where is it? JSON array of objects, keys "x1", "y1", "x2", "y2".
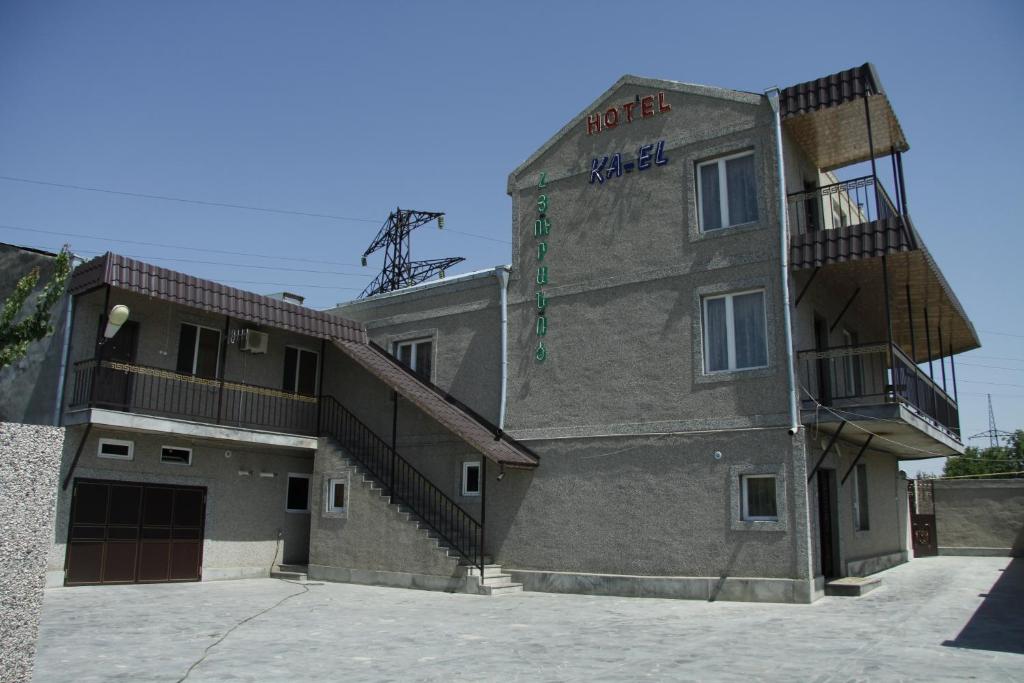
[
  {"x1": 93, "y1": 318, "x2": 139, "y2": 409},
  {"x1": 817, "y1": 469, "x2": 840, "y2": 579}
]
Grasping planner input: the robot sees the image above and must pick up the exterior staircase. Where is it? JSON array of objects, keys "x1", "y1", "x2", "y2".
[{"x1": 335, "y1": 449, "x2": 522, "y2": 596}]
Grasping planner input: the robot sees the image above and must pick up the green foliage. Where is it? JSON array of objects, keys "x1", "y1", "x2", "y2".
[
  {"x1": 943, "y1": 430, "x2": 1024, "y2": 479},
  {"x1": 0, "y1": 248, "x2": 72, "y2": 369}
]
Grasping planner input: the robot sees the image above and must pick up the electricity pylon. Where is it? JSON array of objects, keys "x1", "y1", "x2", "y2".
[{"x1": 359, "y1": 207, "x2": 464, "y2": 298}]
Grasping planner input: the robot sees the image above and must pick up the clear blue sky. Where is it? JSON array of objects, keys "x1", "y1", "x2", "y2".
[{"x1": 1, "y1": 1, "x2": 1021, "y2": 472}]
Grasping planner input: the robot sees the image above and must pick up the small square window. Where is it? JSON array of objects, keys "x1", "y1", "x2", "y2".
[
  {"x1": 161, "y1": 446, "x2": 192, "y2": 466},
  {"x1": 98, "y1": 438, "x2": 134, "y2": 461},
  {"x1": 286, "y1": 473, "x2": 310, "y2": 513},
  {"x1": 741, "y1": 474, "x2": 778, "y2": 521},
  {"x1": 462, "y1": 462, "x2": 481, "y2": 496},
  {"x1": 327, "y1": 478, "x2": 346, "y2": 513}
]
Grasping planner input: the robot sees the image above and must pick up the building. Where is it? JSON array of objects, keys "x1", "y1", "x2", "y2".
[{"x1": 38, "y1": 63, "x2": 977, "y2": 602}]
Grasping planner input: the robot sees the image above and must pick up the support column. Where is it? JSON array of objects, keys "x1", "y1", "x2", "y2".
[
  {"x1": 938, "y1": 324, "x2": 947, "y2": 394},
  {"x1": 905, "y1": 285, "x2": 917, "y2": 361},
  {"x1": 216, "y1": 316, "x2": 230, "y2": 424},
  {"x1": 480, "y1": 458, "x2": 487, "y2": 573}
]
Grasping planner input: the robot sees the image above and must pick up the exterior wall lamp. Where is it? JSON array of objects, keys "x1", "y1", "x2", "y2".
[{"x1": 103, "y1": 304, "x2": 130, "y2": 339}]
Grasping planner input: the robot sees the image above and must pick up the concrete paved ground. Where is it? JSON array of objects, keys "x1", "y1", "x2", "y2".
[{"x1": 36, "y1": 557, "x2": 1023, "y2": 682}]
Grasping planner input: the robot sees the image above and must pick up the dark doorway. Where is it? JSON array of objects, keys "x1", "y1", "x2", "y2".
[
  {"x1": 817, "y1": 469, "x2": 839, "y2": 579},
  {"x1": 803, "y1": 180, "x2": 822, "y2": 233},
  {"x1": 65, "y1": 479, "x2": 206, "y2": 585},
  {"x1": 93, "y1": 318, "x2": 139, "y2": 410},
  {"x1": 908, "y1": 479, "x2": 938, "y2": 557}
]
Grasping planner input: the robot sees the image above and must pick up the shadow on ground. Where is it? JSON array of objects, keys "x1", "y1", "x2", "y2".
[{"x1": 942, "y1": 557, "x2": 1024, "y2": 655}]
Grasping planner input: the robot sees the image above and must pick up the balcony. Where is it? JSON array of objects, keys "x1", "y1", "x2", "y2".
[
  {"x1": 68, "y1": 359, "x2": 318, "y2": 436},
  {"x1": 798, "y1": 341, "x2": 963, "y2": 457}
]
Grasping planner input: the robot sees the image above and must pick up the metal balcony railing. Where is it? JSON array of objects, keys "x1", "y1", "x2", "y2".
[
  {"x1": 787, "y1": 174, "x2": 900, "y2": 235},
  {"x1": 69, "y1": 358, "x2": 318, "y2": 435},
  {"x1": 797, "y1": 342, "x2": 960, "y2": 438}
]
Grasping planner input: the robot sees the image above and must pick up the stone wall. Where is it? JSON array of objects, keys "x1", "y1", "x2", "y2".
[
  {"x1": 935, "y1": 479, "x2": 1024, "y2": 556},
  {"x1": 0, "y1": 423, "x2": 63, "y2": 683}
]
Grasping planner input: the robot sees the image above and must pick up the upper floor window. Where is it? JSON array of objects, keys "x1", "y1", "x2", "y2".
[
  {"x1": 702, "y1": 290, "x2": 767, "y2": 373},
  {"x1": 697, "y1": 151, "x2": 758, "y2": 231},
  {"x1": 176, "y1": 323, "x2": 220, "y2": 378},
  {"x1": 283, "y1": 346, "x2": 318, "y2": 395},
  {"x1": 393, "y1": 339, "x2": 432, "y2": 381}
]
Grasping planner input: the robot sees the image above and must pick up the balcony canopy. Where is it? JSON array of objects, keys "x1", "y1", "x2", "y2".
[{"x1": 780, "y1": 63, "x2": 908, "y2": 172}]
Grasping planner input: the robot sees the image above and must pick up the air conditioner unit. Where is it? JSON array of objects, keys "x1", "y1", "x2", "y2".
[{"x1": 241, "y1": 330, "x2": 269, "y2": 354}]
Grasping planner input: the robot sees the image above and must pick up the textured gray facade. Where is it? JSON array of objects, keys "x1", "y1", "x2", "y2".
[{"x1": 0, "y1": 423, "x2": 63, "y2": 683}]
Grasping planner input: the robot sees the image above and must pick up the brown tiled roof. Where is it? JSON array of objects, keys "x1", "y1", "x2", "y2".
[
  {"x1": 779, "y1": 63, "x2": 882, "y2": 118},
  {"x1": 69, "y1": 253, "x2": 366, "y2": 343},
  {"x1": 69, "y1": 252, "x2": 540, "y2": 468},
  {"x1": 335, "y1": 339, "x2": 540, "y2": 468},
  {"x1": 789, "y1": 217, "x2": 913, "y2": 269}
]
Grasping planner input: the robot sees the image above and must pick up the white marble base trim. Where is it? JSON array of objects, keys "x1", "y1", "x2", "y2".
[
  {"x1": 938, "y1": 546, "x2": 1015, "y2": 557},
  {"x1": 506, "y1": 569, "x2": 815, "y2": 604},
  {"x1": 308, "y1": 564, "x2": 480, "y2": 593},
  {"x1": 845, "y1": 551, "x2": 907, "y2": 577},
  {"x1": 201, "y1": 566, "x2": 270, "y2": 581}
]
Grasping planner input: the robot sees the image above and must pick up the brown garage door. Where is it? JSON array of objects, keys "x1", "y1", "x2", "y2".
[{"x1": 65, "y1": 479, "x2": 206, "y2": 585}]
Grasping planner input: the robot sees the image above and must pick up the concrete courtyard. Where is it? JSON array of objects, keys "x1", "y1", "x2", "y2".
[{"x1": 35, "y1": 556, "x2": 1023, "y2": 682}]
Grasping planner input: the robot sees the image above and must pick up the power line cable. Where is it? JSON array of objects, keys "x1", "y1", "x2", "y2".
[
  {"x1": 958, "y1": 362, "x2": 1024, "y2": 373},
  {"x1": 960, "y1": 380, "x2": 1024, "y2": 389},
  {"x1": 0, "y1": 222, "x2": 363, "y2": 267},
  {"x1": 0, "y1": 175, "x2": 512, "y2": 243},
  {"x1": 980, "y1": 329, "x2": 1024, "y2": 339}
]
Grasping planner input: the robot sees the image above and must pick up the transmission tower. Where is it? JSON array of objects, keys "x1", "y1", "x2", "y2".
[
  {"x1": 359, "y1": 207, "x2": 465, "y2": 298},
  {"x1": 968, "y1": 394, "x2": 1014, "y2": 448}
]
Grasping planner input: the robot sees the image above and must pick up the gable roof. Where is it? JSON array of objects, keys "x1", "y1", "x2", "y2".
[{"x1": 507, "y1": 74, "x2": 763, "y2": 187}]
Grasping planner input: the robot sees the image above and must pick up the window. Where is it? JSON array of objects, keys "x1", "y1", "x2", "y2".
[
  {"x1": 286, "y1": 473, "x2": 311, "y2": 513},
  {"x1": 741, "y1": 474, "x2": 778, "y2": 521},
  {"x1": 462, "y1": 461, "x2": 481, "y2": 496},
  {"x1": 176, "y1": 323, "x2": 221, "y2": 378},
  {"x1": 283, "y1": 347, "x2": 318, "y2": 395},
  {"x1": 98, "y1": 438, "x2": 134, "y2": 461},
  {"x1": 393, "y1": 339, "x2": 433, "y2": 380},
  {"x1": 702, "y1": 290, "x2": 767, "y2": 372},
  {"x1": 161, "y1": 446, "x2": 192, "y2": 466},
  {"x1": 854, "y1": 463, "x2": 870, "y2": 530},
  {"x1": 326, "y1": 478, "x2": 346, "y2": 513},
  {"x1": 697, "y1": 151, "x2": 758, "y2": 231}
]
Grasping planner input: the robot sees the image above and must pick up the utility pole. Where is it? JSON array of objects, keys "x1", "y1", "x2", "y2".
[{"x1": 359, "y1": 207, "x2": 465, "y2": 298}]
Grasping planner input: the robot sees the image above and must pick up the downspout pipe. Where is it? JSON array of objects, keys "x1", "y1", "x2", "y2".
[
  {"x1": 54, "y1": 253, "x2": 84, "y2": 426},
  {"x1": 766, "y1": 88, "x2": 801, "y2": 435},
  {"x1": 494, "y1": 265, "x2": 510, "y2": 430}
]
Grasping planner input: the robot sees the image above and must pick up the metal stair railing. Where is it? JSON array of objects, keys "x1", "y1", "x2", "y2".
[{"x1": 318, "y1": 395, "x2": 483, "y2": 573}]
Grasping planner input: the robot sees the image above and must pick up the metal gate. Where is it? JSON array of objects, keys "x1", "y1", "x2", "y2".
[
  {"x1": 908, "y1": 479, "x2": 938, "y2": 557},
  {"x1": 65, "y1": 479, "x2": 206, "y2": 585}
]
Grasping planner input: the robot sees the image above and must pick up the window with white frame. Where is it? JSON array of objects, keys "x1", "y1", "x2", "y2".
[
  {"x1": 702, "y1": 290, "x2": 768, "y2": 372},
  {"x1": 98, "y1": 438, "x2": 134, "y2": 461},
  {"x1": 462, "y1": 461, "x2": 481, "y2": 496},
  {"x1": 326, "y1": 478, "x2": 346, "y2": 513},
  {"x1": 160, "y1": 446, "x2": 192, "y2": 466},
  {"x1": 175, "y1": 323, "x2": 221, "y2": 378},
  {"x1": 286, "y1": 473, "x2": 311, "y2": 513},
  {"x1": 393, "y1": 338, "x2": 433, "y2": 380},
  {"x1": 853, "y1": 463, "x2": 870, "y2": 530},
  {"x1": 741, "y1": 474, "x2": 778, "y2": 521},
  {"x1": 696, "y1": 151, "x2": 758, "y2": 231},
  {"x1": 283, "y1": 346, "x2": 318, "y2": 395}
]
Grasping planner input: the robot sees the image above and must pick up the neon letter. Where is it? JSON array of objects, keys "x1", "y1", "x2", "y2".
[
  {"x1": 641, "y1": 95, "x2": 654, "y2": 118},
  {"x1": 623, "y1": 101, "x2": 636, "y2": 123},
  {"x1": 537, "y1": 266, "x2": 548, "y2": 285},
  {"x1": 587, "y1": 113, "x2": 601, "y2": 135},
  {"x1": 604, "y1": 107, "x2": 619, "y2": 129},
  {"x1": 537, "y1": 242, "x2": 548, "y2": 261},
  {"x1": 658, "y1": 91, "x2": 671, "y2": 113},
  {"x1": 590, "y1": 156, "x2": 607, "y2": 184},
  {"x1": 654, "y1": 140, "x2": 668, "y2": 165},
  {"x1": 637, "y1": 144, "x2": 653, "y2": 170}
]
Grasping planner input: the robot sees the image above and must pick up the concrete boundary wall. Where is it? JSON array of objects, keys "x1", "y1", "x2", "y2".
[
  {"x1": 0, "y1": 423, "x2": 63, "y2": 683},
  {"x1": 934, "y1": 480, "x2": 1024, "y2": 557}
]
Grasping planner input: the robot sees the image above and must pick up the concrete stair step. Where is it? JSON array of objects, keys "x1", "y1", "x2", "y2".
[
  {"x1": 825, "y1": 576, "x2": 882, "y2": 597},
  {"x1": 479, "y1": 582, "x2": 523, "y2": 596},
  {"x1": 274, "y1": 564, "x2": 308, "y2": 574},
  {"x1": 270, "y1": 570, "x2": 309, "y2": 582}
]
